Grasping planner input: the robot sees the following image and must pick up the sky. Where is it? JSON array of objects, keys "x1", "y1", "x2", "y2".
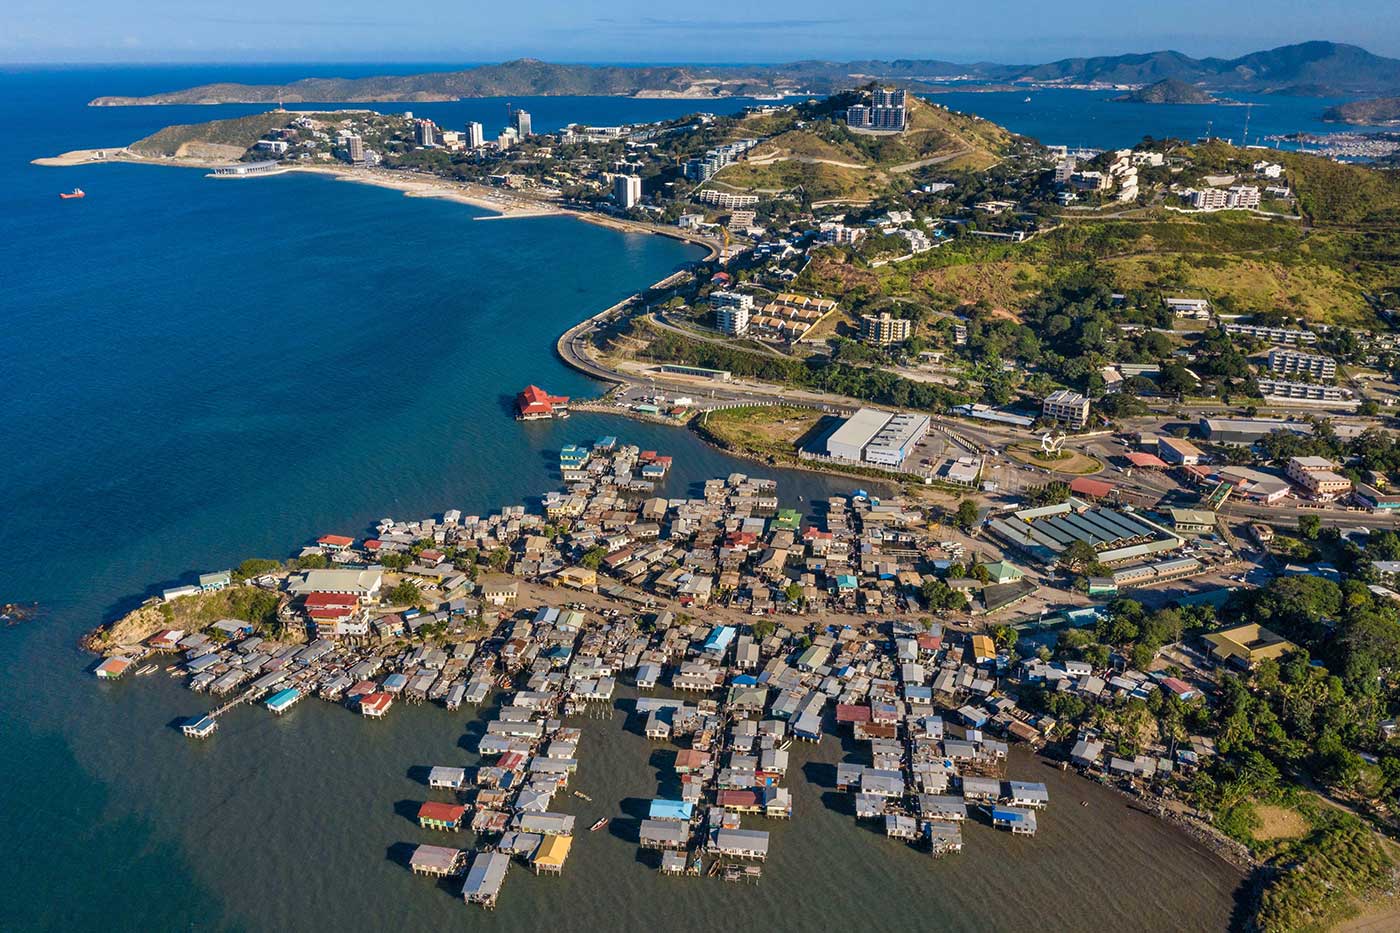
[{"x1": 3, "y1": 0, "x2": 1399, "y2": 64}]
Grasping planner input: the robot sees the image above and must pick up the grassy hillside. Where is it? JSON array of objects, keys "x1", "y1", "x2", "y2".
[
  {"x1": 714, "y1": 96, "x2": 1012, "y2": 201},
  {"x1": 130, "y1": 111, "x2": 299, "y2": 158}
]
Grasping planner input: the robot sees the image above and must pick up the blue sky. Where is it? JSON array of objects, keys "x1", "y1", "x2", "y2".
[{"x1": 4, "y1": 0, "x2": 1399, "y2": 63}]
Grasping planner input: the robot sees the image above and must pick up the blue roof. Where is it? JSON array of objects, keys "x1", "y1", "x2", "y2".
[
  {"x1": 648, "y1": 799, "x2": 694, "y2": 821},
  {"x1": 703, "y1": 625, "x2": 737, "y2": 653},
  {"x1": 991, "y1": 806, "x2": 1030, "y2": 824},
  {"x1": 266, "y1": 688, "x2": 300, "y2": 710},
  {"x1": 595, "y1": 436, "x2": 617, "y2": 449},
  {"x1": 732, "y1": 674, "x2": 759, "y2": 686},
  {"x1": 383, "y1": 672, "x2": 409, "y2": 689}
]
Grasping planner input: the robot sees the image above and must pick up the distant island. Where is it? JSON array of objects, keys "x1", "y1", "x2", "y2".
[
  {"x1": 1323, "y1": 96, "x2": 1400, "y2": 124},
  {"x1": 88, "y1": 41, "x2": 1400, "y2": 106},
  {"x1": 1116, "y1": 79, "x2": 1220, "y2": 104}
]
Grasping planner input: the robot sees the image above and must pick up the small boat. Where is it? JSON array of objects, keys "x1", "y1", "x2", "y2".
[
  {"x1": 572, "y1": 790, "x2": 593, "y2": 801},
  {"x1": 60, "y1": 188, "x2": 85, "y2": 199},
  {"x1": 1023, "y1": 96, "x2": 1032, "y2": 103},
  {"x1": 589, "y1": 817, "x2": 609, "y2": 832}
]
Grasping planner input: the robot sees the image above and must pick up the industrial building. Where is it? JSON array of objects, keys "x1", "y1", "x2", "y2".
[
  {"x1": 864, "y1": 413, "x2": 931, "y2": 467},
  {"x1": 824, "y1": 408, "x2": 929, "y2": 468},
  {"x1": 1157, "y1": 436, "x2": 1203, "y2": 466},
  {"x1": 985, "y1": 499, "x2": 1184, "y2": 567},
  {"x1": 825, "y1": 408, "x2": 893, "y2": 462},
  {"x1": 1198, "y1": 417, "x2": 1312, "y2": 446}
]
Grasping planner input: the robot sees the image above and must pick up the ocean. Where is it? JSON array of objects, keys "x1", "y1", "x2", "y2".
[{"x1": 1, "y1": 65, "x2": 1247, "y2": 932}]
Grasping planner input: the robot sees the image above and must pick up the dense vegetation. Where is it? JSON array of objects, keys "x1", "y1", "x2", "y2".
[{"x1": 637, "y1": 324, "x2": 966, "y2": 411}]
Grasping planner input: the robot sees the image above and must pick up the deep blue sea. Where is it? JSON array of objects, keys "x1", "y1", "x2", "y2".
[{"x1": 0, "y1": 65, "x2": 1254, "y2": 932}]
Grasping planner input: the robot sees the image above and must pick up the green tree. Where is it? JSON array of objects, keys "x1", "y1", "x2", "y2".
[
  {"x1": 954, "y1": 499, "x2": 980, "y2": 532},
  {"x1": 1298, "y1": 514, "x2": 1322, "y2": 540},
  {"x1": 579, "y1": 546, "x2": 608, "y2": 570},
  {"x1": 386, "y1": 580, "x2": 423, "y2": 608}
]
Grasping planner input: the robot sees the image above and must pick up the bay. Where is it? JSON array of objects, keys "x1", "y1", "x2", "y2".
[{"x1": 0, "y1": 65, "x2": 1244, "y2": 932}]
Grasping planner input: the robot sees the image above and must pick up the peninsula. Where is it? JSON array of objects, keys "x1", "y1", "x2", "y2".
[
  {"x1": 1323, "y1": 96, "x2": 1400, "y2": 124},
  {"x1": 57, "y1": 81, "x2": 1400, "y2": 932}
]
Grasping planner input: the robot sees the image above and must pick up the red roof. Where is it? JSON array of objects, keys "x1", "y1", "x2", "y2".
[
  {"x1": 418, "y1": 801, "x2": 466, "y2": 823},
  {"x1": 498, "y1": 751, "x2": 527, "y2": 772},
  {"x1": 364, "y1": 539, "x2": 382, "y2": 550},
  {"x1": 1126, "y1": 452, "x2": 1168, "y2": 468},
  {"x1": 716, "y1": 789, "x2": 762, "y2": 807},
  {"x1": 360, "y1": 691, "x2": 392, "y2": 711},
  {"x1": 835, "y1": 703, "x2": 872, "y2": 724},
  {"x1": 318, "y1": 534, "x2": 354, "y2": 547},
  {"x1": 517, "y1": 385, "x2": 569, "y2": 415},
  {"x1": 305, "y1": 591, "x2": 359, "y2": 608},
  {"x1": 1070, "y1": 477, "x2": 1116, "y2": 499},
  {"x1": 308, "y1": 607, "x2": 354, "y2": 621}
]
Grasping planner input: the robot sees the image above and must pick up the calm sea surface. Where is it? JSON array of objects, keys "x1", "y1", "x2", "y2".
[{"x1": 1, "y1": 66, "x2": 1245, "y2": 931}]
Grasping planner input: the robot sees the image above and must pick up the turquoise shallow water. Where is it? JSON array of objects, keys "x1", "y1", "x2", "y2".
[{"x1": 1, "y1": 66, "x2": 1246, "y2": 931}]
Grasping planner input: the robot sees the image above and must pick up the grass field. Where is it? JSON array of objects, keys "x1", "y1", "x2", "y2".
[{"x1": 700, "y1": 405, "x2": 825, "y2": 456}]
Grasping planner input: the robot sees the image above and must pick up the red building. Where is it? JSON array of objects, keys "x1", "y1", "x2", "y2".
[{"x1": 516, "y1": 385, "x2": 570, "y2": 420}]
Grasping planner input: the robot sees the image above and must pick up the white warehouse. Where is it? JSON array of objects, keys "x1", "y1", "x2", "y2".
[
  {"x1": 826, "y1": 408, "x2": 892, "y2": 461},
  {"x1": 864, "y1": 413, "x2": 931, "y2": 466},
  {"x1": 825, "y1": 408, "x2": 930, "y2": 468}
]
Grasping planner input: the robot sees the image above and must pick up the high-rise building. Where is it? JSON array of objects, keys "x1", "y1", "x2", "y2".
[
  {"x1": 860, "y1": 313, "x2": 912, "y2": 347},
  {"x1": 414, "y1": 119, "x2": 437, "y2": 147},
  {"x1": 614, "y1": 174, "x2": 642, "y2": 209},
  {"x1": 466, "y1": 121, "x2": 485, "y2": 148},
  {"x1": 514, "y1": 109, "x2": 532, "y2": 138},
  {"x1": 712, "y1": 292, "x2": 754, "y2": 336},
  {"x1": 846, "y1": 87, "x2": 907, "y2": 132},
  {"x1": 344, "y1": 135, "x2": 365, "y2": 163}
]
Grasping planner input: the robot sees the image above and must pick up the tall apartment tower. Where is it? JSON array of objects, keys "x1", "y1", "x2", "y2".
[
  {"x1": 466, "y1": 121, "x2": 485, "y2": 148},
  {"x1": 614, "y1": 174, "x2": 642, "y2": 209},
  {"x1": 514, "y1": 110, "x2": 532, "y2": 138}
]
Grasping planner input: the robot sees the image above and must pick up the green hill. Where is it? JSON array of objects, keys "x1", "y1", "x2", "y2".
[
  {"x1": 129, "y1": 111, "x2": 302, "y2": 158},
  {"x1": 711, "y1": 96, "x2": 1013, "y2": 202}
]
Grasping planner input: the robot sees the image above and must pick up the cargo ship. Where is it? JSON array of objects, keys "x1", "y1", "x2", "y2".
[{"x1": 59, "y1": 188, "x2": 85, "y2": 200}]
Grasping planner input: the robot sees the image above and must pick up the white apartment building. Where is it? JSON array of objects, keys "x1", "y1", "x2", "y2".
[
  {"x1": 1042, "y1": 390, "x2": 1090, "y2": 430},
  {"x1": 1266, "y1": 348, "x2": 1336, "y2": 380},
  {"x1": 614, "y1": 174, "x2": 642, "y2": 209}
]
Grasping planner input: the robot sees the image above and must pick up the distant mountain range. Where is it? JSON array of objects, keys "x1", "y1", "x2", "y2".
[{"x1": 88, "y1": 42, "x2": 1400, "y2": 107}]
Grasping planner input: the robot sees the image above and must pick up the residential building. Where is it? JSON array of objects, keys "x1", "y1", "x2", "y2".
[
  {"x1": 514, "y1": 109, "x2": 532, "y2": 138},
  {"x1": 712, "y1": 291, "x2": 753, "y2": 336},
  {"x1": 1164, "y1": 297, "x2": 1210, "y2": 318},
  {"x1": 1042, "y1": 390, "x2": 1090, "y2": 430},
  {"x1": 1257, "y1": 379, "x2": 1352, "y2": 403},
  {"x1": 466, "y1": 121, "x2": 485, "y2": 148},
  {"x1": 860, "y1": 313, "x2": 912, "y2": 347},
  {"x1": 1266, "y1": 348, "x2": 1336, "y2": 380},
  {"x1": 695, "y1": 190, "x2": 760, "y2": 209},
  {"x1": 614, "y1": 174, "x2": 642, "y2": 209},
  {"x1": 344, "y1": 135, "x2": 365, "y2": 163},
  {"x1": 846, "y1": 87, "x2": 907, "y2": 131},
  {"x1": 414, "y1": 119, "x2": 437, "y2": 147},
  {"x1": 1222, "y1": 322, "x2": 1317, "y2": 345}
]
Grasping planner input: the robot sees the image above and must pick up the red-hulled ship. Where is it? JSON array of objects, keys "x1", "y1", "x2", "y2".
[
  {"x1": 59, "y1": 188, "x2": 86, "y2": 199},
  {"x1": 516, "y1": 385, "x2": 570, "y2": 421}
]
